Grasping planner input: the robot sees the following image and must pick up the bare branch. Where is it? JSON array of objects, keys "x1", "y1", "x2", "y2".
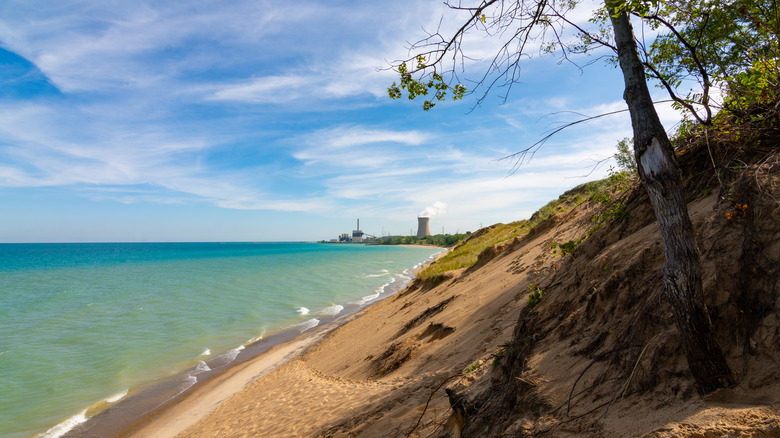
[
  {"x1": 500, "y1": 107, "x2": 630, "y2": 173},
  {"x1": 500, "y1": 100, "x2": 674, "y2": 173}
]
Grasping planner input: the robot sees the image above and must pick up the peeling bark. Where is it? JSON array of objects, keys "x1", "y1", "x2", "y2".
[{"x1": 608, "y1": 4, "x2": 732, "y2": 394}]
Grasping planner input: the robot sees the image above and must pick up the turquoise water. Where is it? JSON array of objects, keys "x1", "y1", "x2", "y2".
[{"x1": 0, "y1": 242, "x2": 441, "y2": 438}]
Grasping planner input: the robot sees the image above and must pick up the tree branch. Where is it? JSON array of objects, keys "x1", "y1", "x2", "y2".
[{"x1": 641, "y1": 11, "x2": 713, "y2": 123}]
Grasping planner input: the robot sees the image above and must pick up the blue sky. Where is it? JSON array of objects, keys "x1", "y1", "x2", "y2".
[{"x1": 0, "y1": 0, "x2": 684, "y2": 242}]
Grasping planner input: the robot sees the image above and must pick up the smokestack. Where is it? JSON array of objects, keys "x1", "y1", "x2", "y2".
[{"x1": 416, "y1": 217, "x2": 431, "y2": 237}]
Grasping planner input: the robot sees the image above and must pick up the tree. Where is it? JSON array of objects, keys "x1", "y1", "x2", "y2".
[
  {"x1": 614, "y1": 137, "x2": 637, "y2": 173},
  {"x1": 389, "y1": 0, "x2": 735, "y2": 393},
  {"x1": 608, "y1": 1, "x2": 732, "y2": 394},
  {"x1": 639, "y1": 0, "x2": 779, "y2": 123}
]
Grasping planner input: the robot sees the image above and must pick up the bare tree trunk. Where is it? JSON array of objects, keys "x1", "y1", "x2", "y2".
[{"x1": 608, "y1": 5, "x2": 732, "y2": 394}]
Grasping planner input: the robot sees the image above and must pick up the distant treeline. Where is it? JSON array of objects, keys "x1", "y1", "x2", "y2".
[{"x1": 377, "y1": 233, "x2": 471, "y2": 247}]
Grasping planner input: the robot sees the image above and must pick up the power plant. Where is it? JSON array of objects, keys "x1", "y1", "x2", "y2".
[
  {"x1": 416, "y1": 217, "x2": 431, "y2": 237},
  {"x1": 333, "y1": 219, "x2": 377, "y2": 243},
  {"x1": 352, "y1": 219, "x2": 364, "y2": 243},
  {"x1": 329, "y1": 217, "x2": 433, "y2": 243}
]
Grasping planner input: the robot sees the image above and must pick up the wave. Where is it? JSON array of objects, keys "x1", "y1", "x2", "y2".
[
  {"x1": 354, "y1": 287, "x2": 382, "y2": 306},
  {"x1": 223, "y1": 345, "x2": 245, "y2": 363},
  {"x1": 201, "y1": 348, "x2": 211, "y2": 356},
  {"x1": 193, "y1": 360, "x2": 211, "y2": 375},
  {"x1": 248, "y1": 331, "x2": 265, "y2": 344},
  {"x1": 297, "y1": 318, "x2": 320, "y2": 333},
  {"x1": 37, "y1": 409, "x2": 87, "y2": 438},
  {"x1": 351, "y1": 255, "x2": 439, "y2": 307},
  {"x1": 296, "y1": 307, "x2": 310, "y2": 316},
  {"x1": 317, "y1": 304, "x2": 344, "y2": 316},
  {"x1": 105, "y1": 389, "x2": 128, "y2": 404},
  {"x1": 363, "y1": 269, "x2": 390, "y2": 278},
  {"x1": 178, "y1": 374, "x2": 198, "y2": 396}
]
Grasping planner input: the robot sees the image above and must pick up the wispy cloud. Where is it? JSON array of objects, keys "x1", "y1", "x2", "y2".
[
  {"x1": 206, "y1": 76, "x2": 313, "y2": 104},
  {"x1": 309, "y1": 126, "x2": 429, "y2": 149}
]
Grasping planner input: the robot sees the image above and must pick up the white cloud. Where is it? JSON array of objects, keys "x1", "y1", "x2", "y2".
[
  {"x1": 206, "y1": 76, "x2": 313, "y2": 103},
  {"x1": 315, "y1": 126, "x2": 429, "y2": 149}
]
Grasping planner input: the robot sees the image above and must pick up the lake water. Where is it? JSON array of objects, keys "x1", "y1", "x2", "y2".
[{"x1": 0, "y1": 242, "x2": 441, "y2": 437}]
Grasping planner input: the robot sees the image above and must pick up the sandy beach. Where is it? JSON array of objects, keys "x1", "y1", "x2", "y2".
[
  {"x1": 111, "y1": 250, "x2": 461, "y2": 438},
  {"x1": 121, "y1": 242, "x2": 526, "y2": 438},
  {"x1": 118, "y1": 326, "x2": 333, "y2": 437}
]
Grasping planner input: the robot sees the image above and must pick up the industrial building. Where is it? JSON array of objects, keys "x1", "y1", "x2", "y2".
[
  {"x1": 416, "y1": 216, "x2": 431, "y2": 237},
  {"x1": 335, "y1": 219, "x2": 377, "y2": 243},
  {"x1": 330, "y1": 217, "x2": 432, "y2": 243}
]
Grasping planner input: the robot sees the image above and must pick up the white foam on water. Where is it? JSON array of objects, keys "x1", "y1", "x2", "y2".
[
  {"x1": 363, "y1": 269, "x2": 390, "y2": 278},
  {"x1": 297, "y1": 307, "x2": 310, "y2": 316},
  {"x1": 318, "y1": 304, "x2": 344, "y2": 316},
  {"x1": 193, "y1": 360, "x2": 211, "y2": 375},
  {"x1": 201, "y1": 348, "x2": 211, "y2": 356},
  {"x1": 222, "y1": 345, "x2": 245, "y2": 363},
  {"x1": 209, "y1": 344, "x2": 246, "y2": 368},
  {"x1": 356, "y1": 288, "x2": 382, "y2": 306},
  {"x1": 37, "y1": 409, "x2": 87, "y2": 438},
  {"x1": 177, "y1": 375, "x2": 198, "y2": 396},
  {"x1": 298, "y1": 318, "x2": 320, "y2": 333},
  {"x1": 105, "y1": 389, "x2": 128, "y2": 403},
  {"x1": 248, "y1": 331, "x2": 265, "y2": 344}
]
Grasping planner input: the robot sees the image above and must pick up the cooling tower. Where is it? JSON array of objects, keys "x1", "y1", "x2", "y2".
[{"x1": 416, "y1": 217, "x2": 431, "y2": 237}]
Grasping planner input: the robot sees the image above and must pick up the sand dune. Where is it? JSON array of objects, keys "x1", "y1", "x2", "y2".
[{"x1": 126, "y1": 172, "x2": 780, "y2": 437}]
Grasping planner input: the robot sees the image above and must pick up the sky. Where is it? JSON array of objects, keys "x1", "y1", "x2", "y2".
[{"x1": 0, "y1": 0, "x2": 685, "y2": 242}]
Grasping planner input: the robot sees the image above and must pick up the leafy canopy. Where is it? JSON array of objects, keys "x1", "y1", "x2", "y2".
[
  {"x1": 387, "y1": 56, "x2": 467, "y2": 110},
  {"x1": 388, "y1": 0, "x2": 779, "y2": 125}
]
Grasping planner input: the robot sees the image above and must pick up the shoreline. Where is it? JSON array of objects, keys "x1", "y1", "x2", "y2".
[
  {"x1": 65, "y1": 322, "x2": 329, "y2": 437},
  {"x1": 83, "y1": 315, "x2": 354, "y2": 438},
  {"x1": 63, "y1": 249, "x2": 444, "y2": 438}
]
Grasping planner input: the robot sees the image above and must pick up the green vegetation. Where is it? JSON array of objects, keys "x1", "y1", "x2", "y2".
[
  {"x1": 527, "y1": 285, "x2": 544, "y2": 308},
  {"x1": 640, "y1": 0, "x2": 779, "y2": 125},
  {"x1": 528, "y1": 177, "x2": 616, "y2": 226},
  {"x1": 589, "y1": 171, "x2": 632, "y2": 224},
  {"x1": 551, "y1": 239, "x2": 580, "y2": 256},
  {"x1": 464, "y1": 362, "x2": 480, "y2": 374},
  {"x1": 377, "y1": 233, "x2": 471, "y2": 247},
  {"x1": 416, "y1": 221, "x2": 530, "y2": 280},
  {"x1": 387, "y1": 56, "x2": 467, "y2": 111},
  {"x1": 614, "y1": 137, "x2": 637, "y2": 174},
  {"x1": 549, "y1": 168, "x2": 635, "y2": 257}
]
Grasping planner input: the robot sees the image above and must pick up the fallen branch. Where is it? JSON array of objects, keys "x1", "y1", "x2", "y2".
[{"x1": 403, "y1": 373, "x2": 464, "y2": 437}]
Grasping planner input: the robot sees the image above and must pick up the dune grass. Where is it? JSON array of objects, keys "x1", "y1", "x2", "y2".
[
  {"x1": 417, "y1": 220, "x2": 530, "y2": 280},
  {"x1": 416, "y1": 176, "x2": 619, "y2": 281}
]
